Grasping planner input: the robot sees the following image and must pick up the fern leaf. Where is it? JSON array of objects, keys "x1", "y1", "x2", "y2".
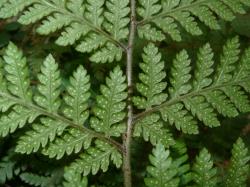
[
  {"x1": 76, "y1": 33, "x2": 107, "y2": 53},
  {"x1": 171, "y1": 141, "x2": 192, "y2": 185},
  {"x1": 63, "y1": 170, "x2": 88, "y2": 187},
  {"x1": 37, "y1": 13, "x2": 73, "y2": 35},
  {"x1": 0, "y1": 60, "x2": 14, "y2": 112},
  {"x1": 193, "y1": 43, "x2": 214, "y2": 90},
  {"x1": 90, "y1": 43, "x2": 123, "y2": 63},
  {"x1": 67, "y1": 0, "x2": 84, "y2": 16},
  {"x1": 90, "y1": 66, "x2": 127, "y2": 137},
  {"x1": 214, "y1": 36, "x2": 241, "y2": 84},
  {"x1": 0, "y1": 97, "x2": 15, "y2": 112},
  {"x1": 137, "y1": 0, "x2": 250, "y2": 41},
  {"x1": 204, "y1": 90, "x2": 239, "y2": 118},
  {"x1": 184, "y1": 96, "x2": 220, "y2": 128},
  {"x1": 154, "y1": 17, "x2": 181, "y2": 42},
  {"x1": 169, "y1": 50, "x2": 192, "y2": 98},
  {"x1": 42, "y1": 129, "x2": 93, "y2": 159},
  {"x1": 3, "y1": 42, "x2": 32, "y2": 101},
  {"x1": 234, "y1": 48, "x2": 250, "y2": 81},
  {"x1": 56, "y1": 23, "x2": 91, "y2": 46},
  {"x1": 172, "y1": 11, "x2": 202, "y2": 36},
  {"x1": 222, "y1": 0, "x2": 246, "y2": 14},
  {"x1": 0, "y1": 0, "x2": 36, "y2": 18},
  {"x1": 0, "y1": 0, "x2": 126, "y2": 63},
  {"x1": 0, "y1": 105, "x2": 40, "y2": 137},
  {"x1": 104, "y1": 0, "x2": 130, "y2": 40},
  {"x1": 20, "y1": 173, "x2": 50, "y2": 187},
  {"x1": 16, "y1": 118, "x2": 68, "y2": 154},
  {"x1": 66, "y1": 140, "x2": 122, "y2": 176},
  {"x1": 223, "y1": 86, "x2": 250, "y2": 113},
  {"x1": 133, "y1": 43, "x2": 167, "y2": 109},
  {"x1": 225, "y1": 138, "x2": 250, "y2": 187},
  {"x1": 137, "y1": 0, "x2": 161, "y2": 19},
  {"x1": 0, "y1": 153, "x2": 17, "y2": 184},
  {"x1": 134, "y1": 114, "x2": 174, "y2": 147},
  {"x1": 136, "y1": 38, "x2": 250, "y2": 134},
  {"x1": 144, "y1": 143, "x2": 179, "y2": 187},
  {"x1": 138, "y1": 24, "x2": 166, "y2": 42},
  {"x1": 190, "y1": 6, "x2": 220, "y2": 30},
  {"x1": 18, "y1": 3, "x2": 54, "y2": 25},
  {"x1": 161, "y1": 103, "x2": 198, "y2": 134},
  {"x1": 20, "y1": 172, "x2": 58, "y2": 187},
  {"x1": 34, "y1": 54, "x2": 61, "y2": 113},
  {"x1": 63, "y1": 66, "x2": 90, "y2": 125},
  {"x1": 0, "y1": 59, "x2": 15, "y2": 112},
  {"x1": 192, "y1": 148, "x2": 218, "y2": 187},
  {"x1": 85, "y1": 0, "x2": 104, "y2": 27}
]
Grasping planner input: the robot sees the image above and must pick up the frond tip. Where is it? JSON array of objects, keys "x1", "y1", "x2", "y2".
[
  {"x1": 144, "y1": 143, "x2": 179, "y2": 187},
  {"x1": 192, "y1": 148, "x2": 218, "y2": 187},
  {"x1": 225, "y1": 138, "x2": 250, "y2": 187},
  {"x1": 90, "y1": 66, "x2": 127, "y2": 137},
  {"x1": 133, "y1": 43, "x2": 168, "y2": 109}
]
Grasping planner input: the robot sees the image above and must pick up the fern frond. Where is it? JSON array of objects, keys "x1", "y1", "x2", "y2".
[
  {"x1": 144, "y1": 143, "x2": 179, "y2": 187},
  {"x1": 0, "y1": 43, "x2": 121, "y2": 163},
  {"x1": 0, "y1": 0, "x2": 127, "y2": 63},
  {"x1": 225, "y1": 138, "x2": 250, "y2": 187},
  {"x1": 17, "y1": 3, "x2": 54, "y2": 25},
  {"x1": 0, "y1": 105, "x2": 40, "y2": 137},
  {"x1": 90, "y1": 66, "x2": 127, "y2": 137},
  {"x1": 169, "y1": 50, "x2": 192, "y2": 98},
  {"x1": 65, "y1": 140, "x2": 122, "y2": 176},
  {"x1": 137, "y1": 24, "x2": 166, "y2": 42},
  {"x1": 192, "y1": 148, "x2": 218, "y2": 187},
  {"x1": 0, "y1": 152, "x2": 17, "y2": 184},
  {"x1": 63, "y1": 66, "x2": 90, "y2": 125},
  {"x1": 104, "y1": 0, "x2": 130, "y2": 40},
  {"x1": 214, "y1": 37, "x2": 241, "y2": 85},
  {"x1": 55, "y1": 23, "x2": 91, "y2": 46},
  {"x1": 135, "y1": 38, "x2": 250, "y2": 134},
  {"x1": 133, "y1": 43, "x2": 167, "y2": 109},
  {"x1": 76, "y1": 33, "x2": 107, "y2": 53},
  {"x1": 85, "y1": 0, "x2": 104, "y2": 27},
  {"x1": 42, "y1": 129, "x2": 93, "y2": 159},
  {"x1": 90, "y1": 43, "x2": 123, "y2": 63},
  {"x1": 20, "y1": 173, "x2": 51, "y2": 187},
  {"x1": 34, "y1": 54, "x2": 61, "y2": 113},
  {"x1": 193, "y1": 44, "x2": 214, "y2": 91},
  {"x1": 63, "y1": 170, "x2": 88, "y2": 187},
  {"x1": 137, "y1": 0, "x2": 250, "y2": 41},
  {"x1": 0, "y1": 0, "x2": 36, "y2": 18},
  {"x1": 171, "y1": 141, "x2": 192, "y2": 185},
  {"x1": 184, "y1": 96, "x2": 220, "y2": 128},
  {"x1": 3, "y1": 42, "x2": 32, "y2": 101},
  {"x1": 134, "y1": 113, "x2": 174, "y2": 147},
  {"x1": 20, "y1": 171, "x2": 62, "y2": 187},
  {"x1": 204, "y1": 90, "x2": 239, "y2": 117},
  {"x1": 161, "y1": 105, "x2": 198, "y2": 135},
  {"x1": 0, "y1": 58, "x2": 15, "y2": 112},
  {"x1": 16, "y1": 118, "x2": 68, "y2": 154}
]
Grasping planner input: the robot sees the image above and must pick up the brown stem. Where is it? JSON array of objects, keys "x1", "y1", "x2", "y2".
[{"x1": 123, "y1": 0, "x2": 136, "y2": 186}]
